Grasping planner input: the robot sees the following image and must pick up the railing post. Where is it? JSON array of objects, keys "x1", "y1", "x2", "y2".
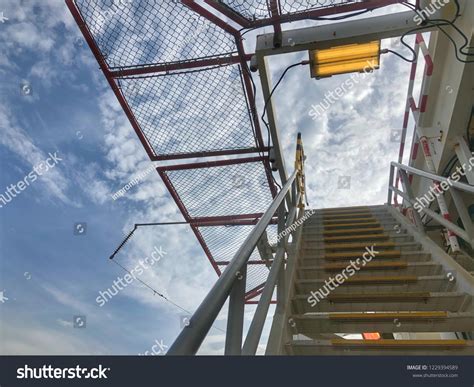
[
  {"x1": 398, "y1": 169, "x2": 425, "y2": 233},
  {"x1": 450, "y1": 188, "x2": 474, "y2": 249},
  {"x1": 454, "y1": 136, "x2": 474, "y2": 185},
  {"x1": 241, "y1": 195, "x2": 300, "y2": 355},
  {"x1": 276, "y1": 200, "x2": 287, "y2": 311},
  {"x1": 224, "y1": 265, "x2": 247, "y2": 355},
  {"x1": 388, "y1": 164, "x2": 394, "y2": 205},
  {"x1": 167, "y1": 170, "x2": 297, "y2": 355}
]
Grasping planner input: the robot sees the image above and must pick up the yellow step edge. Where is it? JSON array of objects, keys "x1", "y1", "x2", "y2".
[
  {"x1": 324, "y1": 250, "x2": 401, "y2": 259},
  {"x1": 324, "y1": 217, "x2": 377, "y2": 224},
  {"x1": 323, "y1": 234, "x2": 389, "y2": 242},
  {"x1": 324, "y1": 241, "x2": 396, "y2": 250},
  {"x1": 320, "y1": 256, "x2": 403, "y2": 262},
  {"x1": 327, "y1": 292, "x2": 431, "y2": 302},
  {"x1": 322, "y1": 261, "x2": 408, "y2": 271},
  {"x1": 330, "y1": 339, "x2": 467, "y2": 347},
  {"x1": 323, "y1": 221, "x2": 380, "y2": 229},
  {"x1": 323, "y1": 213, "x2": 373, "y2": 219},
  {"x1": 328, "y1": 311, "x2": 448, "y2": 321},
  {"x1": 321, "y1": 206, "x2": 371, "y2": 213},
  {"x1": 342, "y1": 275, "x2": 418, "y2": 284},
  {"x1": 323, "y1": 227, "x2": 385, "y2": 236}
]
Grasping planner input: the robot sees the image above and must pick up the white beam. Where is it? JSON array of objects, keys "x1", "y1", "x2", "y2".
[
  {"x1": 256, "y1": 11, "x2": 439, "y2": 56},
  {"x1": 454, "y1": 136, "x2": 474, "y2": 185}
]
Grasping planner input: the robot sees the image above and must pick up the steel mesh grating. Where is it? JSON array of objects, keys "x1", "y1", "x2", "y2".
[
  {"x1": 218, "y1": 0, "x2": 360, "y2": 20},
  {"x1": 204, "y1": 224, "x2": 277, "y2": 293},
  {"x1": 74, "y1": 0, "x2": 237, "y2": 69},
  {"x1": 161, "y1": 160, "x2": 274, "y2": 219},
  {"x1": 279, "y1": 0, "x2": 361, "y2": 15},
  {"x1": 118, "y1": 65, "x2": 258, "y2": 158}
]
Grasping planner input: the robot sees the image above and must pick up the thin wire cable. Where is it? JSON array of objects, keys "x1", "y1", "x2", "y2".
[{"x1": 110, "y1": 259, "x2": 226, "y2": 334}]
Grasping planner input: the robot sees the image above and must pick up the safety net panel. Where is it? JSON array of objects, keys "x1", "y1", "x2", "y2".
[
  {"x1": 280, "y1": 0, "x2": 362, "y2": 15},
  {"x1": 200, "y1": 224, "x2": 277, "y2": 293},
  {"x1": 160, "y1": 159, "x2": 274, "y2": 220},
  {"x1": 118, "y1": 65, "x2": 259, "y2": 158},
  {"x1": 74, "y1": 0, "x2": 237, "y2": 69},
  {"x1": 217, "y1": 0, "x2": 361, "y2": 20}
]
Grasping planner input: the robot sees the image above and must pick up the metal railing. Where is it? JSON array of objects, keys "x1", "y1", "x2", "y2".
[
  {"x1": 388, "y1": 162, "x2": 474, "y2": 249},
  {"x1": 167, "y1": 133, "x2": 307, "y2": 355}
]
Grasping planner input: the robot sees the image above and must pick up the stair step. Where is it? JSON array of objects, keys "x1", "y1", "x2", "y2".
[
  {"x1": 327, "y1": 292, "x2": 430, "y2": 302},
  {"x1": 319, "y1": 206, "x2": 372, "y2": 213},
  {"x1": 331, "y1": 339, "x2": 468, "y2": 348},
  {"x1": 323, "y1": 241, "x2": 396, "y2": 250},
  {"x1": 320, "y1": 250, "x2": 402, "y2": 260},
  {"x1": 323, "y1": 213, "x2": 374, "y2": 220},
  {"x1": 323, "y1": 217, "x2": 378, "y2": 224},
  {"x1": 301, "y1": 252, "x2": 430, "y2": 265},
  {"x1": 292, "y1": 292, "x2": 470, "y2": 313},
  {"x1": 322, "y1": 261, "x2": 409, "y2": 271},
  {"x1": 323, "y1": 234, "x2": 390, "y2": 243},
  {"x1": 295, "y1": 275, "x2": 455, "y2": 293},
  {"x1": 328, "y1": 311, "x2": 448, "y2": 320},
  {"x1": 302, "y1": 230, "x2": 414, "y2": 241},
  {"x1": 321, "y1": 227, "x2": 386, "y2": 236},
  {"x1": 309, "y1": 221, "x2": 380, "y2": 230},
  {"x1": 297, "y1": 262, "x2": 441, "y2": 278},
  {"x1": 290, "y1": 312, "x2": 474, "y2": 334},
  {"x1": 285, "y1": 339, "x2": 474, "y2": 355},
  {"x1": 300, "y1": 246, "x2": 423, "y2": 260},
  {"x1": 303, "y1": 241, "x2": 421, "y2": 253}
]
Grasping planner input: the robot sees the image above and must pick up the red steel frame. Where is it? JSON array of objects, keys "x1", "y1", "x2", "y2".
[
  {"x1": 157, "y1": 157, "x2": 276, "y2": 284},
  {"x1": 67, "y1": 0, "x2": 405, "y2": 303},
  {"x1": 393, "y1": 32, "x2": 433, "y2": 205}
]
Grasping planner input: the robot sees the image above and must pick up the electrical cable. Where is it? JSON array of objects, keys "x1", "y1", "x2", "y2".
[
  {"x1": 260, "y1": 61, "x2": 309, "y2": 190},
  {"x1": 238, "y1": 8, "x2": 376, "y2": 37},
  {"x1": 398, "y1": 1, "x2": 474, "y2": 63}
]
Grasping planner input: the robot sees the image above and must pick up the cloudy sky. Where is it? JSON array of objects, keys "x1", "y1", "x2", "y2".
[{"x1": 0, "y1": 0, "x2": 422, "y2": 355}]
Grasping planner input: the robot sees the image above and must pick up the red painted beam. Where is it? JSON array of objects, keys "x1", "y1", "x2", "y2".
[
  {"x1": 110, "y1": 54, "x2": 252, "y2": 78},
  {"x1": 65, "y1": 0, "x2": 156, "y2": 161}
]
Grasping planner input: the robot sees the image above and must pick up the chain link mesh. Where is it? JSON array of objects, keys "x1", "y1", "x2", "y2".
[
  {"x1": 118, "y1": 65, "x2": 258, "y2": 158},
  {"x1": 74, "y1": 0, "x2": 237, "y2": 69},
  {"x1": 218, "y1": 0, "x2": 360, "y2": 19},
  {"x1": 162, "y1": 160, "x2": 274, "y2": 219},
  {"x1": 201, "y1": 224, "x2": 277, "y2": 293},
  {"x1": 280, "y1": 0, "x2": 360, "y2": 15}
]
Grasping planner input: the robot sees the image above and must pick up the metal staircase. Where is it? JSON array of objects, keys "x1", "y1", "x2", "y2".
[{"x1": 283, "y1": 205, "x2": 474, "y2": 355}]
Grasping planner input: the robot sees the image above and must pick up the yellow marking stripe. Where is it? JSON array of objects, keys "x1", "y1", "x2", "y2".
[
  {"x1": 328, "y1": 312, "x2": 448, "y2": 320},
  {"x1": 327, "y1": 292, "x2": 430, "y2": 302},
  {"x1": 324, "y1": 250, "x2": 401, "y2": 259},
  {"x1": 330, "y1": 339, "x2": 467, "y2": 347},
  {"x1": 324, "y1": 217, "x2": 376, "y2": 224},
  {"x1": 323, "y1": 221, "x2": 380, "y2": 228},
  {"x1": 342, "y1": 276, "x2": 418, "y2": 284},
  {"x1": 323, "y1": 234, "x2": 389, "y2": 242},
  {"x1": 323, "y1": 227, "x2": 384, "y2": 236},
  {"x1": 324, "y1": 241, "x2": 395, "y2": 250}
]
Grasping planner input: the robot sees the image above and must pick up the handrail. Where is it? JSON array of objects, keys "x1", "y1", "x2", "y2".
[
  {"x1": 388, "y1": 162, "x2": 474, "y2": 249},
  {"x1": 390, "y1": 162, "x2": 474, "y2": 195},
  {"x1": 167, "y1": 134, "x2": 307, "y2": 355},
  {"x1": 242, "y1": 192, "x2": 301, "y2": 355}
]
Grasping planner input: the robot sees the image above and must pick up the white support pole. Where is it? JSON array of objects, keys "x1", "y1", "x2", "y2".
[
  {"x1": 454, "y1": 136, "x2": 474, "y2": 185},
  {"x1": 419, "y1": 135, "x2": 461, "y2": 252}
]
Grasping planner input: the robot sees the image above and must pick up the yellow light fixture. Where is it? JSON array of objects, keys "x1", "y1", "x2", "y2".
[{"x1": 309, "y1": 41, "x2": 381, "y2": 79}]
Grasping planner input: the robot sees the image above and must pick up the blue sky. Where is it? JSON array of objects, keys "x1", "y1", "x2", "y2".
[{"x1": 0, "y1": 0, "x2": 421, "y2": 355}]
